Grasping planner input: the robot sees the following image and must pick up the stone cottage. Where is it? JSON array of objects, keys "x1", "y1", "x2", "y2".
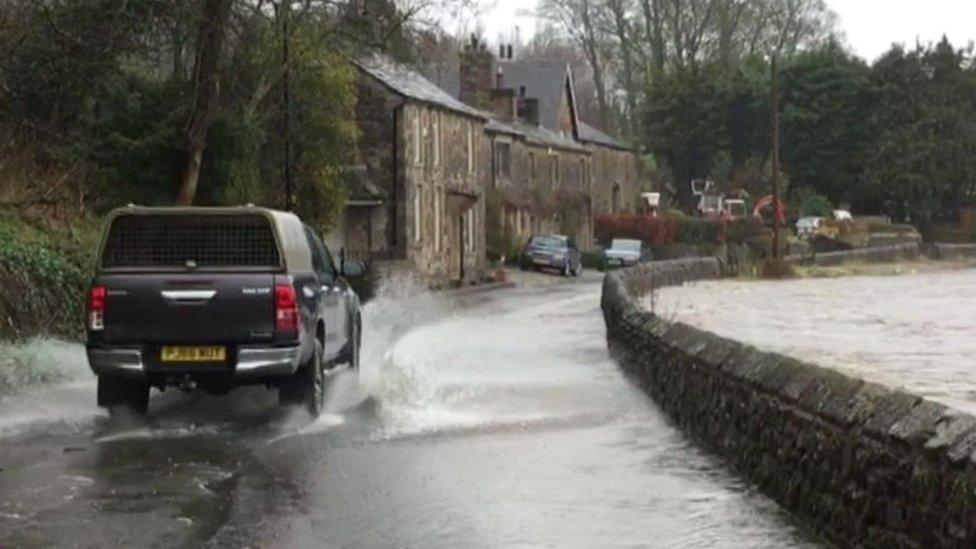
[
  {"x1": 429, "y1": 38, "x2": 644, "y2": 252},
  {"x1": 351, "y1": 54, "x2": 489, "y2": 283}
]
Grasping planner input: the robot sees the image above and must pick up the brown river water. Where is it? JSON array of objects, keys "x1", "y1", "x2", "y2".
[{"x1": 655, "y1": 267, "x2": 976, "y2": 415}]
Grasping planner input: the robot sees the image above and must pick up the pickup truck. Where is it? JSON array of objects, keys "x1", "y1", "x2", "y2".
[{"x1": 85, "y1": 206, "x2": 364, "y2": 417}]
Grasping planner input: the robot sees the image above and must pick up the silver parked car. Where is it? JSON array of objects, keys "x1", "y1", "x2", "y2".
[{"x1": 601, "y1": 239, "x2": 652, "y2": 270}]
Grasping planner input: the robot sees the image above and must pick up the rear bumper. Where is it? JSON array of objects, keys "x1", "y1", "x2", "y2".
[
  {"x1": 523, "y1": 254, "x2": 567, "y2": 267},
  {"x1": 86, "y1": 345, "x2": 302, "y2": 380},
  {"x1": 603, "y1": 257, "x2": 639, "y2": 268}
]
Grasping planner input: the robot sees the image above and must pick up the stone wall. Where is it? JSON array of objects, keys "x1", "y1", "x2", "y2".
[
  {"x1": 602, "y1": 259, "x2": 976, "y2": 548},
  {"x1": 928, "y1": 243, "x2": 976, "y2": 261},
  {"x1": 785, "y1": 243, "x2": 922, "y2": 267}
]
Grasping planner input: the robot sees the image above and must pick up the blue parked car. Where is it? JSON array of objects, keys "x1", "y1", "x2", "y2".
[{"x1": 519, "y1": 235, "x2": 582, "y2": 277}]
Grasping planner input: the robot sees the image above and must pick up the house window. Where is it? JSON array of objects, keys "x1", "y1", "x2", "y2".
[
  {"x1": 413, "y1": 114, "x2": 422, "y2": 165},
  {"x1": 414, "y1": 184, "x2": 423, "y2": 242},
  {"x1": 493, "y1": 142, "x2": 511, "y2": 180},
  {"x1": 550, "y1": 155, "x2": 559, "y2": 186},
  {"x1": 434, "y1": 186, "x2": 442, "y2": 251},
  {"x1": 466, "y1": 122, "x2": 475, "y2": 174},
  {"x1": 528, "y1": 152, "x2": 536, "y2": 181}
]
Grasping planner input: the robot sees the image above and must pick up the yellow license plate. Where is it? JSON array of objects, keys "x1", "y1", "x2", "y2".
[{"x1": 161, "y1": 346, "x2": 226, "y2": 363}]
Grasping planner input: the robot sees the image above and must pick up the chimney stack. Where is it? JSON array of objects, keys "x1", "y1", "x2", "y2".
[
  {"x1": 459, "y1": 37, "x2": 494, "y2": 109},
  {"x1": 519, "y1": 97, "x2": 540, "y2": 125},
  {"x1": 490, "y1": 88, "x2": 517, "y2": 119}
]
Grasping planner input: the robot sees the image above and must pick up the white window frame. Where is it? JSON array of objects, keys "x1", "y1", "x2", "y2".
[
  {"x1": 433, "y1": 112, "x2": 440, "y2": 167},
  {"x1": 434, "y1": 186, "x2": 442, "y2": 251},
  {"x1": 413, "y1": 114, "x2": 422, "y2": 165},
  {"x1": 414, "y1": 184, "x2": 422, "y2": 242}
]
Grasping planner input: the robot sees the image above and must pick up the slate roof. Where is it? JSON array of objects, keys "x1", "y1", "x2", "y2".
[
  {"x1": 485, "y1": 117, "x2": 589, "y2": 153},
  {"x1": 354, "y1": 54, "x2": 485, "y2": 119},
  {"x1": 494, "y1": 60, "x2": 575, "y2": 133},
  {"x1": 578, "y1": 121, "x2": 631, "y2": 150}
]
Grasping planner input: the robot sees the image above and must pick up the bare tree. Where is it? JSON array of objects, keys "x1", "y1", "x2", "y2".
[
  {"x1": 538, "y1": 0, "x2": 612, "y2": 129},
  {"x1": 177, "y1": 0, "x2": 234, "y2": 206}
]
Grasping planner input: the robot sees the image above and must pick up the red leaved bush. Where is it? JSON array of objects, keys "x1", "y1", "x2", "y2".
[{"x1": 595, "y1": 214, "x2": 742, "y2": 246}]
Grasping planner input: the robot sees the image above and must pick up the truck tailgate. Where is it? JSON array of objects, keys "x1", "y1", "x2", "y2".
[{"x1": 97, "y1": 273, "x2": 279, "y2": 344}]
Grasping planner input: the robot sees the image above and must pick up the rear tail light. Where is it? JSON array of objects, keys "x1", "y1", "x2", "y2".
[
  {"x1": 89, "y1": 286, "x2": 106, "y2": 331},
  {"x1": 275, "y1": 284, "x2": 300, "y2": 333}
]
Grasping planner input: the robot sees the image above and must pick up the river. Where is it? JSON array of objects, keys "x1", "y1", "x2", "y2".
[{"x1": 656, "y1": 267, "x2": 976, "y2": 416}]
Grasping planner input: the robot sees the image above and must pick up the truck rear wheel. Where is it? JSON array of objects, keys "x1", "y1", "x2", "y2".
[
  {"x1": 279, "y1": 339, "x2": 324, "y2": 417},
  {"x1": 97, "y1": 376, "x2": 150, "y2": 416},
  {"x1": 340, "y1": 316, "x2": 361, "y2": 371}
]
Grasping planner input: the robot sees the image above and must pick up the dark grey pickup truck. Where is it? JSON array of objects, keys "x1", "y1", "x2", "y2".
[{"x1": 86, "y1": 206, "x2": 364, "y2": 416}]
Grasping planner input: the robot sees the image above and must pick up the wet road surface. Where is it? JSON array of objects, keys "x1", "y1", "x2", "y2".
[
  {"x1": 0, "y1": 274, "x2": 821, "y2": 548},
  {"x1": 656, "y1": 268, "x2": 976, "y2": 415}
]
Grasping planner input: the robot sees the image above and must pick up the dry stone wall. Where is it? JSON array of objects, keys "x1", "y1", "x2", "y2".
[
  {"x1": 602, "y1": 258, "x2": 976, "y2": 548},
  {"x1": 785, "y1": 243, "x2": 922, "y2": 267}
]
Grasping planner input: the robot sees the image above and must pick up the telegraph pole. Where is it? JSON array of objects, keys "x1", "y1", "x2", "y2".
[
  {"x1": 280, "y1": 0, "x2": 294, "y2": 211},
  {"x1": 770, "y1": 54, "x2": 782, "y2": 260}
]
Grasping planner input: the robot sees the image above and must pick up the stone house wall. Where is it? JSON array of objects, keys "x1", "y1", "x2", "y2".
[
  {"x1": 399, "y1": 102, "x2": 488, "y2": 282},
  {"x1": 589, "y1": 145, "x2": 641, "y2": 217},
  {"x1": 489, "y1": 133, "x2": 593, "y2": 250},
  {"x1": 355, "y1": 73, "x2": 487, "y2": 283}
]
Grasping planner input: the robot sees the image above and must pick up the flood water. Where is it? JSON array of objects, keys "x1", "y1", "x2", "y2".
[
  {"x1": 656, "y1": 267, "x2": 976, "y2": 415},
  {"x1": 0, "y1": 274, "x2": 820, "y2": 548}
]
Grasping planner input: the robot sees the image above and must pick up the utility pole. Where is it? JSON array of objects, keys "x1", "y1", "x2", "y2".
[
  {"x1": 770, "y1": 54, "x2": 782, "y2": 260},
  {"x1": 280, "y1": 0, "x2": 294, "y2": 211}
]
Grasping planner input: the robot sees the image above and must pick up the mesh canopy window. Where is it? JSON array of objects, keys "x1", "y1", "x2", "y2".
[{"x1": 102, "y1": 214, "x2": 281, "y2": 268}]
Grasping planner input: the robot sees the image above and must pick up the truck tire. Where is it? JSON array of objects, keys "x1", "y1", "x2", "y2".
[
  {"x1": 341, "y1": 315, "x2": 361, "y2": 371},
  {"x1": 351, "y1": 316, "x2": 361, "y2": 370},
  {"x1": 97, "y1": 376, "x2": 150, "y2": 416},
  {"x1": 279, "y1": 338, "x2": 324, "y2": 417}
]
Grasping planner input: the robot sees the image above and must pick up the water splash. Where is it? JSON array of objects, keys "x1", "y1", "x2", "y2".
[{"x1": 0, "y1": 338, "x2": 89, "y2": 396}]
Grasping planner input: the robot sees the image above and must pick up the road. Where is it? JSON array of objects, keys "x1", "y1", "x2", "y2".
[
  {"x1": 0, "y1": 272, "x2": 821, "y2": 548},
  {"x1": 655, "y1": 267, "x2": 976, "y2": 416}
]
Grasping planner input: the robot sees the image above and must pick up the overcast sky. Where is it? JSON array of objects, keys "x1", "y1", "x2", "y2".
[{"x1": 465, "y1": 0, "x2": 976, "y2": 62}]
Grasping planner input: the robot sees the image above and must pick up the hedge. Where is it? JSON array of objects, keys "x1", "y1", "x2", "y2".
[{"x1": 594, "y1": 214, "x2": 767, "y2": 247}]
